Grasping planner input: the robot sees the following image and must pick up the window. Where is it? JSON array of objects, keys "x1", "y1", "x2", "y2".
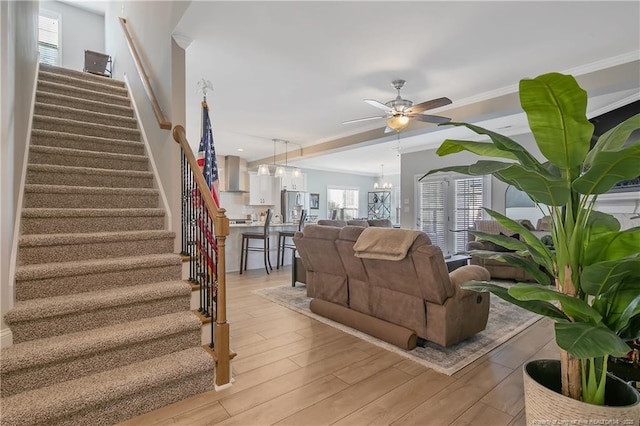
[
  {"x1": 327, "y1": 186, "x2": 359, "y2": 220},
  {"x1": 418, "y1": 174, "x2": 487, "y2": 255},
  {"x1": 39, "y1": 10, "x2": 60, "y2": 66}
]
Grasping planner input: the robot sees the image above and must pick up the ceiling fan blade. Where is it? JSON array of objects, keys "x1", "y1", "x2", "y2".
[
  {"x1": 409, "y1": 114, "x2": 452, "y2": 124},
  {"x1": 406, "y1": 97, "x2": 452, "y2": 114},
  {"x1": 364, "y1": 99, "x2": 393, "y2": 113},
  {"x1": 342, "y1": 116, "x2": 387, "y2": 125}
]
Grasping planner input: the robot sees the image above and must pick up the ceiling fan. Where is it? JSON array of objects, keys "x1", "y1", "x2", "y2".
[{"x1": 343, "y1": 79, "x2": 452, "y2": 133}]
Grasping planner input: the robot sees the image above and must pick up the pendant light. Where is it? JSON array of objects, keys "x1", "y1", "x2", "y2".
[
  {"x1": 256, "y1": 140, "x2": 272, "y2": 175},
  {"x1": 374, "y1": 164, "x2": 392, "y2": 190},
  {"x1": 274, "y1": 139, "x2": 286, "y2": 177}
]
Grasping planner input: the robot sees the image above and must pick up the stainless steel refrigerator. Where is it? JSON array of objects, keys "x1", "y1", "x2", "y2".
[{"x1": 281, "y1": 190, "x2": 309, "y2": 223}]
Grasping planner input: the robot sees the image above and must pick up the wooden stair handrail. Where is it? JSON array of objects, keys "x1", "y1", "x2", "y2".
[
  {"x1": 173, "y1": 124, "x2": 232, "y2": 387},
  {"x1": 119, "y1": 17, "x2": 172, "y2": 130}
]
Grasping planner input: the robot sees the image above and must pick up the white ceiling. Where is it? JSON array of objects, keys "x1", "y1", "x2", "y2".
[{"x1": 174, "y1": 1, "x2": 640, "y2": 177}]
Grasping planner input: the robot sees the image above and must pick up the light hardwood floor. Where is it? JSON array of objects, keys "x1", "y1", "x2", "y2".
[{"x1": 119, "y1": 267, "x2": 558, "y2": 426}]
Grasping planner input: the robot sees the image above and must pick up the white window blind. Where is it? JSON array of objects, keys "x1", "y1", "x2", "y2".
[
  {"x1": 418, "y1": 180, "x2": 447, "y2": 249},
  {"x1": 418, "y1": 175, "x2": 485, "y2": 255},
  {"x1": 39, "y1": 12, "x2": 60, "y2": 66}
]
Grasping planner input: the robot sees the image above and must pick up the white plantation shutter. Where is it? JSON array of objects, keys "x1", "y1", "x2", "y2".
[
  {"x1": 39, "y1": 12, "x2": 60, "y2": 66},
  {"x1": 418, "y1": 180, "x2": 447, "y2": 249},
  {"x1": 454, "y1": 177, "x2": 484, "y2": 253},
  {"x1": 418, "y1": 175, "x2": 486, "y2": 255}
]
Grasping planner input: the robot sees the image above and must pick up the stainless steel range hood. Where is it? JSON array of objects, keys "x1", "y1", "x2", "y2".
[{"x1": 221, "y1": 155, "x2": 248, "y2": 193}]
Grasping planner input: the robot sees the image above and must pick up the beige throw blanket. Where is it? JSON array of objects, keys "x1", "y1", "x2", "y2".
[{"x1": 353, "y1": 228, "x2": 423, "y2": 261}]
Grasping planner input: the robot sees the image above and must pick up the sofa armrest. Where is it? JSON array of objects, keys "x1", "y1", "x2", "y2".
[
  {"x1": 448, "y1": 265, "x2": 490, "y2": 289},
  {"x1": 466, "y1": 240, "x2": 486, "y2": 251}
]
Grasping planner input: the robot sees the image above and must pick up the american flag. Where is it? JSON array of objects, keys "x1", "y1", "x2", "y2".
[
  {"x1": 197, "y1": 101, "x2": 220, "y2": 208},
  {"x1": 196, "y1": 101, "x2": 219, "y2": 287}
]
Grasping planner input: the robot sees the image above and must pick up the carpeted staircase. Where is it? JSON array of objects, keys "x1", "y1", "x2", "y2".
[{"x1": 0, "y1": 64, "x2": 214, "y2": 425}]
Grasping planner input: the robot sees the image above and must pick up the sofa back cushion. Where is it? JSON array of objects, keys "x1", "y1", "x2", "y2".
[
  {"x1": 293, "y1": 225, "x2": 348, "y2": 306},
  {"x1": 336, "y1": 226, "x2": 369, "y2": 314},
  {"x1": 367, "y1": 219, "x2": 393, "y2": 228},
  {"x1": 317, "y1": 219, "x2": 348, "y2": 227}
]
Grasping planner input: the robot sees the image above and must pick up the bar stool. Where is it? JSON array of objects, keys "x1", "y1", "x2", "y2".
[
  {"x1": 240, "y1": 209, "x2": 273, "y2": 274},
  {"x1": 277, "y1": 209, "x2": 306, "y2": 269}
]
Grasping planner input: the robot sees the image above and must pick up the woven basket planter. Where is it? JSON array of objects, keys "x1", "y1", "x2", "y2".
[{"x1": 523, "y1": 359, "x2": 640, "y2": 425}]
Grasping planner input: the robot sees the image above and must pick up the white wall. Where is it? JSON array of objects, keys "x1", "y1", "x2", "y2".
[
  {"x1": 104, "y1": 1, "x2": 190, "y2": 252},
  {"x1": 39, "y1": 0, "x2": 105, "y2": 71},
  {"x1": 304, "y1": 169, "x2": 378, "y2": 220},
  {"x1": 1, "y1": 0, "x2": 39, "y2": 347}
]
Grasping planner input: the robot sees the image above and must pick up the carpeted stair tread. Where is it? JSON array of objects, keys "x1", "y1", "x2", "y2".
[
  {"x1": 14, "y1": 254, "x2": 182, "y2": 301},
  {"x1": 39, "y1": 69, "x2": 129, "y2": 97},
  {"x1": 1, "y1": 311, "x2": 200, "y2": 374},
  {"x1": 22, "y1": 207, "x2": 164, "y2": 220},
  {"x1": 37, "y1": 79, "x2": 131, "y2": 107},
  {"x1": 24, "y1": 184, "x2": 159, "y2": 209},
  {"x1": 27, "y1": 163, "x2": 153, "y2": 180},
  {"x1": 15, "y1": 253, "x2": 181, "y2": 281},
  {"x1": 33, "y1": 115, "x2": 141, "y2": 141},
  {"x1": 36, "y1": 90, "x2": 134, "y2": 118},
  {"x1": 18, "y1": 230, "x2": 175, "y2": 265},
  {"x1": 39, "y1": 63, "x2": 125, "y2": 88},
  {"x1": 19, "y1": 229, "x2": 175, "y2": 247},
  {"x1": 4, "y1": 280, "x2": 190, "y2": 324},
  {"x1": 0, "y1": 313, "x2": 201, "y2": 397},
  {"x1": 29, "y1": 145, "x2": 148, "y2": 171},
  {"x1": 25, "y1": 184, "x2": 158, "y2": 194},
  {"x1": 21, "y1": 207, "x2": 164, "y2": 234},
  {"x1": 0, "y1": 347, "x2": 214, "y2": 426},
  {"x1": 31, "y1": 129, "x2": 145, "y2": 156},
  {"x1": 35, "y1": 102, "x2": 138, "y2": 129}
]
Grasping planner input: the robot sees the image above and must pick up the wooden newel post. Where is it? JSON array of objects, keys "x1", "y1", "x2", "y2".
[{"x1": 214, "y1": 208, "x2": 231, "y2": 387}]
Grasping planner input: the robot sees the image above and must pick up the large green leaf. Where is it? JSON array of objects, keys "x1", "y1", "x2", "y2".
[
  {"x1": 461, "y1": 281, "x2": 569, "y2": 321},
  {"x1": 581, "y1": 258, "x2": 640, "y2": 296},
  {"x1": 574, "y1": 143, "x2": 640, "y2": 195},
  {"x1": 437, "y1": 122, "x2": 548, "y2": 173},
  {"x1": 614, "y1": 293, "x2": 640, "y2": 334},
  {"x1": 508, "y1": 284, "x2": 602, "y2": 323},
  {"x1": 584, "y1": 227, "x2": 640, "y2": 264},
  {"x1": 494, "y1": 166, "x2": 569, "y2": 206},
  {"x1": 435, "y1": 140, "x2": 519, "y2": 160},
  {"x1": 555, "y1": 322, "x2": 631, "y2": 358},
  {"x1": 484, "y1": 209, "x2": 554, "y2": 270},
  {"x1": 601, "y1": 281, "x2": 640, "y2": 332},
  {"x1": 519, "y1": 73, "x2": 593, "y2": 169},
  {"x1": 420, "y1": 160, "x2": 513, "y2": 180},
  {"x1": 618, "y1": 314, "x2": 640, "y2": 340},
  {"x1": 585, "y1": 211, "x2": 621, "y2": 238},
  {"x1": 585, "y1": 113, "x2": 640, "y2": 167}
]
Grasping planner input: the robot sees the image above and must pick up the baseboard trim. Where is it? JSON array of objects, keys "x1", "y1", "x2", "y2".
[{"x1": 1, "y1": 328, "x2": 13, "y2": 348}]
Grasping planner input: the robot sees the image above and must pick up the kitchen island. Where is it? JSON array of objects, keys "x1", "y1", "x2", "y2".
[{"x1": 228, "y1": 222, "x2": 299, "y2": 273}]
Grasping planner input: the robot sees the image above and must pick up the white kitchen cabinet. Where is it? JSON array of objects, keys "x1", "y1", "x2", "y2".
[
  {"x1": 249, "y1": 173, "x2": 278, "y2": 205},
  {"x1": 280, "y1": 173, "x2": 306, "y2": 191}
]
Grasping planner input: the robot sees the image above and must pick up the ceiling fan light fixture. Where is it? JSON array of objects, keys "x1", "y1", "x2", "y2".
[
  {"x1": 387, "y1": 115, "x2": 410, "y2": 132},
  {"x1": 257, "y1": 164, "x2": 271, "y2": 176}
]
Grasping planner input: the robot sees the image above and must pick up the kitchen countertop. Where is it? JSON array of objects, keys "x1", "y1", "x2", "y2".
[{"x1": 228, "y1": 222, "x2": 299, "y2": 228}]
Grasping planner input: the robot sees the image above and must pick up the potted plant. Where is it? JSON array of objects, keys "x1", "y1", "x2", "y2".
[{"x1": 422, "y1": 72, "x2": 640, "y2": 422}]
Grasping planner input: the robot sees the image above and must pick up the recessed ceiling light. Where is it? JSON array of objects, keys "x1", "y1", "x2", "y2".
[{"x1": 237, "y1": 148, "x2": 244, "y2": 152}]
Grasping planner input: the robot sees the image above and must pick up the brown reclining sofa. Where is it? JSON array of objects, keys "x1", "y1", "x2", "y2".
[{"x1": 293, "y1": 225, "x2": 491, "y2": 350}]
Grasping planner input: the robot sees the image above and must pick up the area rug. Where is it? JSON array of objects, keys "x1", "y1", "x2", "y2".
[{"x1": 254, "y1": 284, "x2": 541, "y2": 375}]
